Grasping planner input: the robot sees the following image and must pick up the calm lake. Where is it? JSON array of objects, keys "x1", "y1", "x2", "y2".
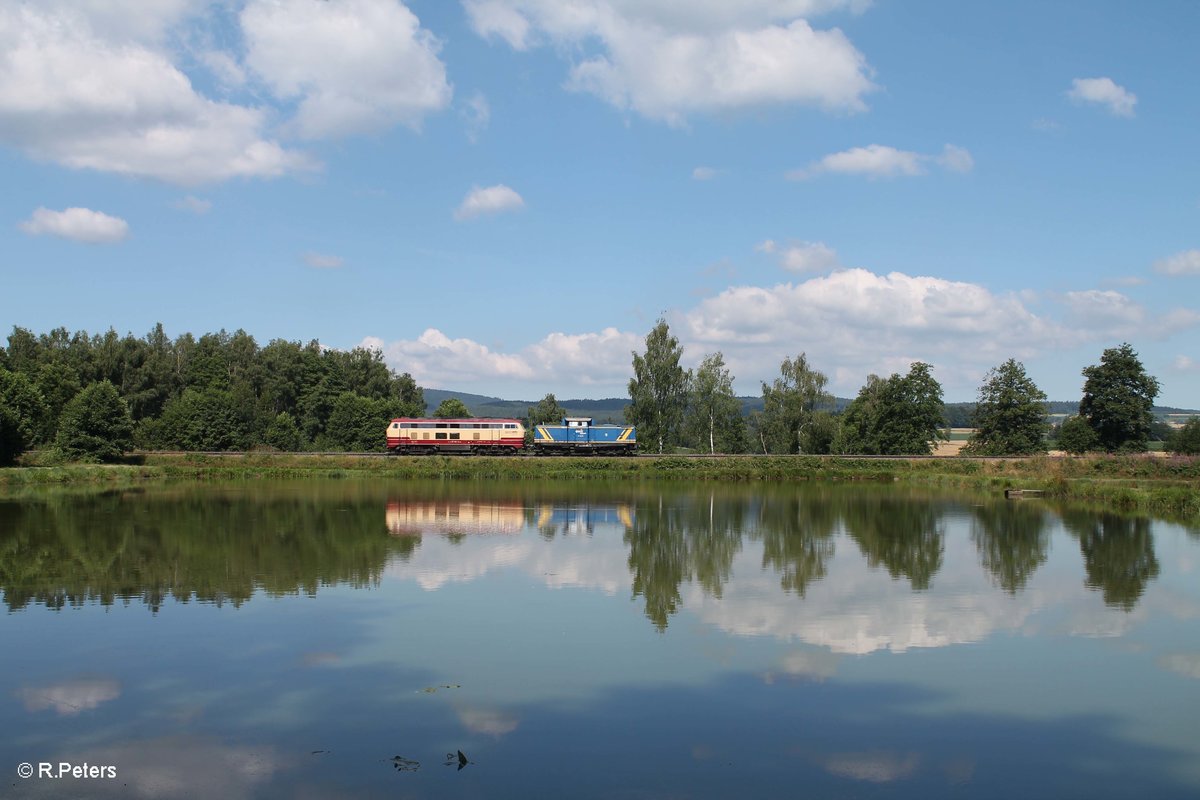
[{"x1": 2, "y1": 479, "x2": 1199, "y2": 799}]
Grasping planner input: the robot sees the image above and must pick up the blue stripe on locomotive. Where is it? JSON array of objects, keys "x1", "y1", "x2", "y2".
[{"x1": 533, "y1": 418, "x2": 636, "y2": 447}]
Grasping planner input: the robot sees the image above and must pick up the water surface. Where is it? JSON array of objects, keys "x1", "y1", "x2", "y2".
[{"x1": 2, "y1": 480, "x2": 1198, "y2": 798}]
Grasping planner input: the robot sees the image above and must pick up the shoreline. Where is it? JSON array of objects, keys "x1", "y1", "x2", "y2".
[{"x1": 2, "y1": 453, "x2": 1198, "y2": 524}]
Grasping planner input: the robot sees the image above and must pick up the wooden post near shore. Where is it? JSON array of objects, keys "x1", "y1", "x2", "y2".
[{"x1": 1004, "y1": 488, "x2": 1045, "y2": 499}]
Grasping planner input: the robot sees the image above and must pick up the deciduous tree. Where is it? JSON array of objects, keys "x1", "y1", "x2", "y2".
[
  {"x1": 759, "y1": 353, "x2": 832, "y2": 454},
  {"x1": 1080, "y1": 343, "x2": 1160, "y2": 452},
  {"x1": 836, "y1": 363, "x2": 945, "y2": 455},
  {"x1": 687, "y1": 352, "x2": 744, "y2": 454},
  {"x1": 1056, "y1": 415, "x2": 1099, "y2": 454},
  {"x1": 963, "y1": 359, "x2": 1048, "y2": 455},
  {"x1": 55, "y1": 380, "x2": 134, "y2": 461},
  {"x1": 1166, "y1": 418, "x2": 1200, "y2": 455},
  {"x1": 433, "y1": 398, "x2": 472, "y2": 419},
  {"x1": 627, "y1": 318, "x2": 690, "y2": 454}
]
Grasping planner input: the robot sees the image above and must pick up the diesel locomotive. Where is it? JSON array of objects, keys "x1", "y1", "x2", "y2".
[{"x1": 385, "y1": 416, "x2": 637, "y2": 455}]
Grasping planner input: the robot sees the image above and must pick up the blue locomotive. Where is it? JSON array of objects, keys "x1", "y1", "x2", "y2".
[{"x1": 532, "y1": 417, "x2": 637, "y2": 455}]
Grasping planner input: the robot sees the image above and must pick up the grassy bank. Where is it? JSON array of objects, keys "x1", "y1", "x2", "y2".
[{"x1": 3, "y1": 452, "x2": 1198, "y2": 523}]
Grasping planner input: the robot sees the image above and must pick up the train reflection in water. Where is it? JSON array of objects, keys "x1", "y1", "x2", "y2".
[
  {"x1": 385, "y1": 501, "x2": 526, "y2": 536},
  {"x1": 385, "y1": 500, "x2": 635, "y2": 538},
  {"x1": 534, "y1": 504, "x2": 635, "y2": 537}
]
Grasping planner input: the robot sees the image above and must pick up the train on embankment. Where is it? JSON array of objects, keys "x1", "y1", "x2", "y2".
[{"x1": 385, "y1": 416, "x2": 637, "y2": 455}]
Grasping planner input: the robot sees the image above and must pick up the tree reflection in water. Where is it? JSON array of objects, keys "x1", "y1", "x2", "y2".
[
  {"x1": 1061, "y1": 510, "x2": 1160, "y2": 611},
  {"x1": 970, "y1": 502, "x2": 1050, "y2": 594},
  {"x1": 0, "y1": 482, "x2": 1169, "y2": 623},
  {"x1": 842, "y1": 496, "x2": 945, "y2": 591}
]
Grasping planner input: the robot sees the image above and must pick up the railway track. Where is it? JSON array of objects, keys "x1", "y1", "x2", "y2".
[{"x1": 137, "y1": 450, "x2": 1052, "y2": 461}]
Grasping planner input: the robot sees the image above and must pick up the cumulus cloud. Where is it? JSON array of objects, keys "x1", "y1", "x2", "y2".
[
  {"x1": 0, "y1": 3, "x2": 311, "y2": 184},
  {"x1": 303, "y1": 252, "x2": 345, "y2": 269},
  {"x1": 365, "y1": 263, "x2": 1198, "y2": 400},
  {"x1": 241, "y1": 0, "x2": 451, "y2": 139},
  {"x1": 464, "y1": 0, "x2": 876, "y2": 124},
  {"x1": 692, "y1": 166, "x2": 718, "y2": 180},
  {"x1": 788, "y1": 143, "x2": 973, "y2": 180},
  {"x1": 0, "y1": 1, "x2": 449, "y2": 183},
  {"x1": 363, "y1": 326, "x2": 638, "y2": 393},
  {"x1": 1174, "y1": 356, "x2": 1200, "y2": 373},
  {"x1": 19, "y1": 207, "x2": 129, "y2": 243},
  {"x1": 1154, "y1": 250, "x2": 1200, "y2": 276},
  {"x1": 1063, "y1": 289, "x2": 1199, "y2": 340},
  {"x1": 454, "y1": 184, "x2": 526, "y2": 220},
  {"x1": 680, "y1": 268, "x2": 1065, "y2": 393},
  {"x1": 1068, "y1": 77, "x2": 1137, "y2": 117}
]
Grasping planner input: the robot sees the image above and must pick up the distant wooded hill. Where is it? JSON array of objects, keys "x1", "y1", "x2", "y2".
[{"x1": 421, "y1": 389, "x2": 1196, "y2": 427}]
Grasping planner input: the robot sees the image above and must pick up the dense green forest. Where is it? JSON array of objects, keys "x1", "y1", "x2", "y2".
[{"x1": 0, "y1": 324, "x2": 424, "y2": 461}]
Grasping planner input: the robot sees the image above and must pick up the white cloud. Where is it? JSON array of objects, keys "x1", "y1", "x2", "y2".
[
  {"x1": 303, "y1": 252, "x2": 345, "y2": 269},
  {"x1": 367, "y1": 264, "x2": 1199, "y2": 401},
  {"x1": 364, "y1": 326, "x2": 638, "y2": 393},
  {"x1": 524, "y1": 327, "x2": 642, "y2": 382},
  {"x1": 241, "y1": 0, "x2": 452, "y2": 139},
  {"x1": 19, "y1": 207, "x2": 129, "y2": 243},
  {"x1": 0, "y1": 3, "x2": 312, "y2": 184},
  {"x1": 789, "y1": 143, "x2": 973, "y2": 180},
  {"x1": 455, "y1": 184, "x2": 526, "y2": 220},
  {"x1": 779, "y1": 241, "x2": 841, "y2": 272},
  {"x1": 692, "y1": 166, "x2": 718, "y2": 180},
  {"x1": 1063, "y1": 289, "x2": 1199, "y2": 340},
  {"x1": 465, "y1": 1, "x2": 876, "y2": 124},
  {"x1": 755, "y1": 239, "x2": 778, "y2": 254},
  {"x1": 682, "y1": 268, "x2": 1062, "y2": 393},
  {"x1": 1154, "y1": 250, "x2": 1200, "y2": 276},
  {"x1": 1068, "y1": 77, "x2": 1137, "y2": 117}
]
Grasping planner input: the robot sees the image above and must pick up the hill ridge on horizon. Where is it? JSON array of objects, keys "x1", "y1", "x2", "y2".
[{"x1": 420, "y1": 388, "x2": 1199, "y2": 424}]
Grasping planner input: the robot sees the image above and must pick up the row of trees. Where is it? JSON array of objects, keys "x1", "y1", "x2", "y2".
[
  {"x1": 0, "y1": 320, "x2": 1191, "y2": 463},
  {"x1": 623, "y1": 319, "x2": 1183, "y2": 457},
  {"x1": 625, "y1": 319, "x2": 950, "y2": 456},
  {"x1": 0, "y1": 325, "x2": 427, "y2": 463}
]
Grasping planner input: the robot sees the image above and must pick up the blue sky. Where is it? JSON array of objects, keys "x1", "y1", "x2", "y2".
[{"x1": 2, "y1": 0, "x2": 1198, "y2": 405}]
